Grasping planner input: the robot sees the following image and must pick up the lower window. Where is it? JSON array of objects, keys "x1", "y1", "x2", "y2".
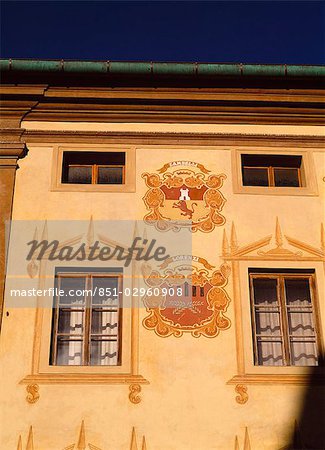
[
  {"x1": 50, "y1": 269, "x2": 123, "y2": 366},
  {"x1": 249, "y1": 269, "x2": 321, "y2": 367}
]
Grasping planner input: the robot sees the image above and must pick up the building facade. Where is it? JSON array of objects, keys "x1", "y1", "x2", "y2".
[{"x1": 0, "y1": 60, "x2": 324, "y2": 450}]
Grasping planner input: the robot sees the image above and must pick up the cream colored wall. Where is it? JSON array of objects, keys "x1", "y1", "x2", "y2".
[{"x1": 0, "y1": 121, "x2": 324, "y2": 450}]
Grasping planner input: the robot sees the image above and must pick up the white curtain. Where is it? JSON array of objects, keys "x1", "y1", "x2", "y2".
[
  {"x1": 68, "y1": 300, "x2": 84, "y2": 365},
  {"x1": 256, "y1": 310, "x2": 283, "y2": 366},
  {"x1": 99, "y1": 299, "x2": 118, "y2": 365},
  {"x1": 288, "y1": 308, "x2": 317, "y2": 366},
  {"x1": 256, "y1": 283, "x2": 317, "y2": 366}
]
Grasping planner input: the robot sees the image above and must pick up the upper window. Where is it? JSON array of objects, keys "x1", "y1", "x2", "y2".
[
  {"x1": 50, "y1": 270, "x2": 123, "y2": 366},
  {"x1": 51, "y1": 146, "x2": 136, "y2": 192},
  {"x1": 61, "y1": 151, "x2": 125, "y2": 185},
  {"x1": 232, "y1": 149, "x2": 318, "y2": 196},
  {"x1": 241, "y1": 154, "x2": 302, "y2": 187},
  {"x1": 249, "y1": 269, "x2": 321, "y2": 367}
]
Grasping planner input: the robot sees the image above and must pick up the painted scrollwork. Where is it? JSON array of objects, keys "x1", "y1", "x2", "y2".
[
  {"x1": 26, "y1": 384, "x2": 40, "y2": 404},
  {"x1": 235, "y1": 384, "x2": 248, "y2": 404},
  {"x1": 129, "y1": 384, "x2": 142, "y2": 404}
]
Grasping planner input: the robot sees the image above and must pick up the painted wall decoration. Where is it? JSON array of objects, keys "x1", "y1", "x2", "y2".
[
  {"x1": 142, "y1": 161, "x2": 226, "y2": 232},
  {"x1": 16, "y1": 422, "x2": 148, "y2": 450},
  {"x1": 141, "y1": 255, "x2": 231, "y2": 338}
]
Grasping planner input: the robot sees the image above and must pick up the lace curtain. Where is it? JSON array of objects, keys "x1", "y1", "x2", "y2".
[{"x1": 252, "y1": 276, "x2": 317, "y2": 366}]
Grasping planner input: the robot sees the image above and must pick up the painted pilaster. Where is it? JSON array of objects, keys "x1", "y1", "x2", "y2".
[{"x1": 0, "y1": 124, "x2": 27, "y2": 331}]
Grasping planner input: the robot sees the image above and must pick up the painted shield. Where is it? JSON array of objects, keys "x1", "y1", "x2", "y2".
[
  {"x1": 142, "y1": 161, "x2": 226, "y2": 232},
  {"x1": 141, "y1": 255, "x2": 231, "y2": 338}
]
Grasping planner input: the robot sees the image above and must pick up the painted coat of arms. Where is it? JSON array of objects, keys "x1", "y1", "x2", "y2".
[
  {"x1": 141, "y1": 256, "x2": 231, "y2": 338},
  {"x1": 142, "y1": 161, "x2": 226, "y2": 232}
]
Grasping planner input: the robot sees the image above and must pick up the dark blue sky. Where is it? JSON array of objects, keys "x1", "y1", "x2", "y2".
[{"x1": 1, "y1": 1, "x2": 324, "y2": 64}]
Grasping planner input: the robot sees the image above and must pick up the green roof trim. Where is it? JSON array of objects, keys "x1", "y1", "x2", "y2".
[
  {"x1": 242, "y1": 64, "x2": 286, "y2": 76},
  {"x1": 109, "y1": 62, "x2": 152, "y2": 75},
  {"x1": 286, "y1": 65, "x2": 325, "y2": 77},
  {"x1": 1, "y1": 59, "x2": 324, "y2": 78},
  {"x1": 152, "y1": 62, "x2": 196, "y2": 76},
  {"x1": 64, "y1": 60, "x2": 107, "y2": 73},
  {"x1": 197, "y1": 64, "x2": 240, "y2": 76},
  {"x1": 10, "y1": 59, "x2": 62, "y2": 72}
]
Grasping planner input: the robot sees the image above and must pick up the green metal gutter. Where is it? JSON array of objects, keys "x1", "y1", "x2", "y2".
[{"x1": 0, "y1": 59, "x2": 324, "y2": 77}]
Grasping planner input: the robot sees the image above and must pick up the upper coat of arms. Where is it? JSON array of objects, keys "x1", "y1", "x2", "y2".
[{"x1": 142, "y1": 161, "x2": 227, "y2": 232}]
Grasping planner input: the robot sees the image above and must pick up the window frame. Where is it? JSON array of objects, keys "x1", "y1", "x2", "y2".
[
  {"x1": 239, "y1": 262, "x2": 324, "y2": 377},
  {"x1": 242, "y1": 164, "x2": 302, "y2": 187},
  {"x1": 224, "y1": 227, "x2": 325, "y2": 389},
  {"x1": 249, "y1": 271, "x2": 321, "y2": 367},
  {"x1": 19, "y1": 239, "x2": 149, "y2": 395},
  {"x1": 50, "y1": 271, "x2": 123, "y2": 367},
  {"x1": 232, "y1": 148, "x2": 318, "y2": 196},
  {"x1": 64, "y1": 164, "x2": 125, "y2": 185},
  {"x1": 35, "y1": 264, "x2": 133, "y2": 376},
  {"x1": 51, "y1": 145, "x2": 136, "y2": 192}
]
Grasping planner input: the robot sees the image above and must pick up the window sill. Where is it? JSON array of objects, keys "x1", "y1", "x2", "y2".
[
  {"x1": 233, "y1": 186, "x2": 318, "y2": 196},
  {"x1": 227, "y1": 372, "x2": 325, "y2": 386},
  {"x1": 20, "y1": 373, "x2": 149, "y2": 385},
  {"x1": 20, "y1": 373, "x2": 149, "y2": 404},
  {"x1": 50, "y1": 183, "x2": 136, "y2": 193}
]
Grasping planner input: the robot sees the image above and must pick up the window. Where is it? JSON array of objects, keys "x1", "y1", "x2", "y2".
[
  {"x1": 232, "y1": 149, "x2": 318, "y2": 196},
  {"x1": 242, "y1": 154, "x2": 302, "y2": 187},
  {"x1": 61, "y1": 151, "x2": 125, "y2": 185},
  {"x1": 50, "y1": 270, "x2": 123, "y2": 366},
  {"x1": 51, "y1": 146, "x2": 136, "y2": 192},
  {"x1": 249, "y1": 270, "x2": 321, "y2": 367}
]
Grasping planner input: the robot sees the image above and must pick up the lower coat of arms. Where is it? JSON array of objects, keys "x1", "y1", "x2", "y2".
[
  {"x1": 141, "y1": 256, "x2": 231, "y2": 338},
  {"x1": 142, "y1": 161, "x2": 226, "y2": 232}
]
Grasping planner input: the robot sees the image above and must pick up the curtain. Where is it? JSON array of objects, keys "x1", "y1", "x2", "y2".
[
  {"x1": 68, "y1": 300, "x2": 84, "y2": 365},
  {"x1": 99, "y1": 308, "x2": 118, "y2": 365},
  {"x1": 253, "y1": 277, "x2": 283, "y2": 366},
  {"x1": 285, "y1": 278, "x2": 317, "y2": 366},
  {"x1": 256, "y1": 310, "x2": 283, "y2": 366},
  {"x1": 253, "y1": 276, "x2": 318, "y2": 367}
]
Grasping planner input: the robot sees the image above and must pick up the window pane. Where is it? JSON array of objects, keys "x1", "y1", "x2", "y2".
[
  {"x1": 274, "y1": 168, "x2": 300, "y2": 187},
  {"x1": 285, "y1": 278, "x2": 311, "y2": 306},
  {"x1": 58, "y1": 308, "x2": 84, "y2": 334},
  {"x1": 242, "y1": 167, "x2": 269, "y2": 186},
  {"x1": 290, "y1": 340, "x2": 318, "y2": 366},
  {"x1": 255, "y1": 311, "x2": 281, "y2": 335},
  {"x1": 98, "y1": 166, "x2": 123, "y2": 184},
  {"x1": 252, "y1": 278, "x2": 278, "y2": 305},
  {"x1": 67, "y1": 166, "x2": 92, "y2": 184},
  {"x1": 256, "y1": 338, "x2": 284, "y2": 366},
  {"x1": 90, "y1": 339, "x2": 119, "y2": 365},
  {"x1": 92, "y1": 277, "x2": 120, "y2": 306},
  {"x1": 288, "y1": 312, "x2": 315, "y2": 336},
  {"x1": 56, "y1": 338, "x2": 83, "y2": 365},
  {"x1": 59, "y1": 277, "x2": 86, "y2": 305},
  {"x1": 241, "y1": 154, "x2": 301, "y2": 168},
  {"x1": 91, "y1": 309, "x2": 119, "y2": 335}
]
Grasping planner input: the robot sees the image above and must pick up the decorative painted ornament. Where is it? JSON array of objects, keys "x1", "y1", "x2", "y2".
[
  {"x1": 142, "y1": 161, "x2": 226, "y2": 232},
  {"x1": 142, "y1": 255, "x2": 231, "y2": 338}
]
